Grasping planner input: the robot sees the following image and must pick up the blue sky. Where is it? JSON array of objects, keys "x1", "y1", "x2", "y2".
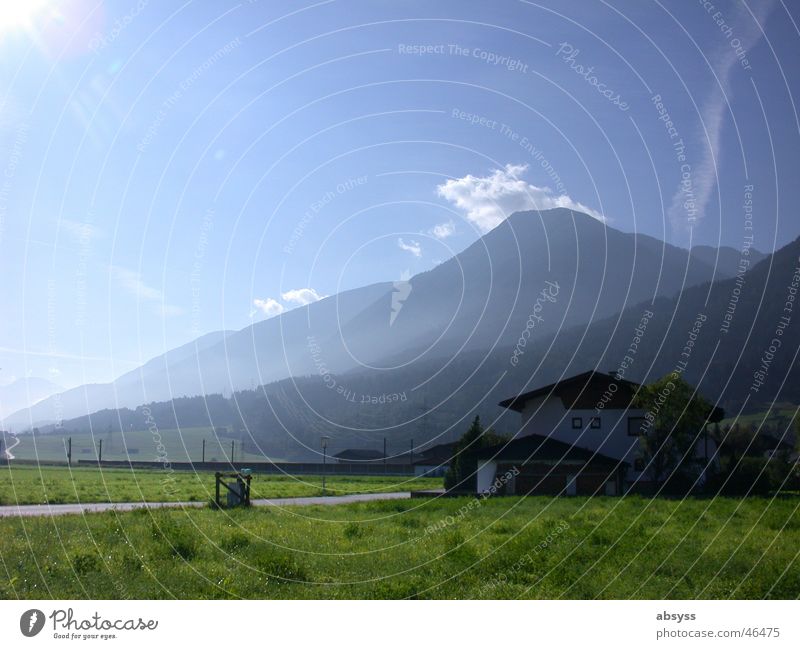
[{"x1": 0, "y1": 0, "x2": 798, "y2": 390}]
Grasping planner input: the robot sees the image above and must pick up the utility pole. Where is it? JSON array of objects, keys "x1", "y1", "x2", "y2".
[
  {"x1": 98, "y1": 439, "x2": 103, "y2": 463},
  {"x1": 410, "y1": 438, "x2": 414, "y2": 466},
  {"x1": 66, "y1": 437, "x2": 72, "y2": 466},
  {"x1": 202, "y1": 439, "x2": 206, "y2": 463},
  {"x1": 383, "y1": 437, "x2": 387, "y2": 474},
  {"x1": 231, "y1": 440, "x2": 235, "y2": 464}
]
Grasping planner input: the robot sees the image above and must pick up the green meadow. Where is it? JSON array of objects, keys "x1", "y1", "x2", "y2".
[
  {"x1": 1, "y1": 495, "x2": 797, "y2": 599},
  {"x1": 0, "y1": 465, "x2": 440, "y2": 505}
]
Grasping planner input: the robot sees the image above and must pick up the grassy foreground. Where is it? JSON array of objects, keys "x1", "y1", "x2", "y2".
[
  {"x1": 0, "y1": 465, "x2": 440, "y2": 505},
  {"x1": 1, "y1": 496, "x2": 798, "y2": 599}
]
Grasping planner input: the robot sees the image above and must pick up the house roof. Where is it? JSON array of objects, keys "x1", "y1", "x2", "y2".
[
  {"x1": 476, "y1": 433, "x2": 625, "y2": 467},
  {"x1": 413, "y1": 441, "x2": 457, "y2": 465},
  {"x1": 499, "y1": 370, "x2": 725, "y2": 421},
  {"x1": 333, "y1": 449, "x2": 384, "y2": 461},
  {"x1": 498, "y1": 370, "x2": 640, "y2": 412}
]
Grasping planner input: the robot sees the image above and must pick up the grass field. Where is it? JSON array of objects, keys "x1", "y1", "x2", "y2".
[
  {"x1": 0, "y1": 495, "x2": 797, "y2": 599},
  {"x1": 2, "y1": 427, "x2": 273, "y2": 463},
  {"x1": 0, "y1": 465, "x2": 440, "y2": 505}
]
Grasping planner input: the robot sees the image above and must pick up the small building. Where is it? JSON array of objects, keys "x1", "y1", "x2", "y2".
[
  {"x1": 333, "y1": 449, "x2": 384, "y2": 463},
  {"x1": 412, "y1": 441, "x2": 457, "y2": 477},
  {"x1": 476, "y1": 434, "x2": 626, "y2": 496}
]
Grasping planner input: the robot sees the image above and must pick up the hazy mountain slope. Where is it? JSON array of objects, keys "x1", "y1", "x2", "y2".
[
  {"x1": 0, "y1": 378, "x2": 62, "y2": 420},
  {"x1": 9, "y1": 208, "x2": 753, "y2": 430},
  {"x1": 690, "y1": 245, "x2": 766, "y2": 279},
  {"x1": 333, "y1": 208, "x2": 722, "y2": 368}
]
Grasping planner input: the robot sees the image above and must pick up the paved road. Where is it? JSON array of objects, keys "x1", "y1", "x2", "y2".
[{"x1": 0, "y1": 491, "x2": 413, "y2": 518}]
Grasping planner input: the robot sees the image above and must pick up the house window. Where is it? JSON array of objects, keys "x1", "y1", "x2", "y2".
[
  {"x1": 628, "y1": 417, "x2": 646, "y2": 436},
  {"x1": 572, "y1": 417, "x2": 583, "y2": 429},
  {"x1": 590, "y1": 417, "x2": 601, "y2": 429}
]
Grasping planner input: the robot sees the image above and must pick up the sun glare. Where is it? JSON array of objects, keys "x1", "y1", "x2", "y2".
[{"x1": 0, "y1": 0, "x2": 48, "y2": 32}]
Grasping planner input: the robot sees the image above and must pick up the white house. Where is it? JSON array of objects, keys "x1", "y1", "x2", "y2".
[{"x1": 480, "y1": 371, "x2": 721, "y2": 494}]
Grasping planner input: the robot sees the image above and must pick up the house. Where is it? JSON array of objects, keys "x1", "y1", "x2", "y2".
[
  {"x1": 476, "y1": 434, "x2": 626, "y2": 496},
  {"x1": 412, "y1": 441, "x2": 457, "y2": 477},
  {"x1": 333, "y1": 449, "x2": 384, "y2": 463},
  {"x1": 487, "y1": 370, "x2": 722, "y2": 493}
]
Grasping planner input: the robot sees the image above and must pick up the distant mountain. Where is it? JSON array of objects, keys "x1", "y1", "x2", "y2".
[
  {"x1": 0, "y1": 377, "x2": 62, "y2": 420},
  {"x1": 690, "y1": 245, "x2": 766, "y2": 279},
  {"x1": 8, "y1": 209, "x2": 754, "y2": 430}
]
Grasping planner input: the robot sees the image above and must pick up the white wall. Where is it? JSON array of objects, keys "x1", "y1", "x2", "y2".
[
  {"x1": 476, "y1": 460, "x2": 497, "y2": 494},
  {"x1": 519, "y1": 395, "x2": 645, "y2": 472}
]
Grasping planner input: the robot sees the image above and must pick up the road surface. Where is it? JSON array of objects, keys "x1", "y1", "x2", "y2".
[{"x1": 0, "y1": 491, "x2": 414, "y2": 518}]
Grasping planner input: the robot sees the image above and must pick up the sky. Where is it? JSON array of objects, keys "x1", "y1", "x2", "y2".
[{"x1": 0, "y1": 0, "x2": 798, "y2": 391}]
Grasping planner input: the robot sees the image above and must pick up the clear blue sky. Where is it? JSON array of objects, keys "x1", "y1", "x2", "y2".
[{"x1": 0, "y1": 0, "x2": 798, "y2": 389}]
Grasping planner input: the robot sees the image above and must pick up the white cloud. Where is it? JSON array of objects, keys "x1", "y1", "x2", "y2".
[
  {"x1": 281, "y1": 287, "x2": 326, "y2": 306},
  {"x1": 59, "y1": 219, "x2": 100, "y2": 243},
  {"x1": 111, "y1": 266, "x2": 183, "y2": 317},
  {"x1": 397, "y1": 237, "x2": 422, "y2": 257},
  {"x1": 436, "y1": 163, "x2": 603, "y2": 233},
  {"x1": 251, "y1": 298, "x2": 285, "y2": 319},
  {"x1": 667, "y1": 2, "x2": 773, "y2": 237},
  {"x1": 429, "y1": 220, "x2": 455, "y2": 239}
]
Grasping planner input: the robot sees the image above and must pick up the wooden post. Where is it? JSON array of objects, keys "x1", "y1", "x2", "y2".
[
  {"x1": 98, "y1": 439, "x2": 103, "y2": 463},
  {"x1": 410, "y1": 438, "x2": 414, "y2": 466},
  {"x1": 215, "y1": 472, "x2": 220, "y2": 508},
  {"x1": 202, "y1": 439, "x2": 205, "y2": 463},
  {"x1": 383, "y1": 437, "x2": 387, "y2": 474},
  {"x1": 231, "y1": 440, "x2": 234, "y2": 464},
  {"x1": 67, "y1": 437, "x2": 72, "y2": 466}
]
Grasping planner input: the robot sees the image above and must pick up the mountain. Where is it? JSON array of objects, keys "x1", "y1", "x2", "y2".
[
  {"x1": 0, "y1": 378, "x2": 62, "y2": 420},
  {"x1": 7, "y1": 209, "x2": 748, "y2": 429},
  {"x1": 690, "y1": 245, "x2": 766, "y2": 279}
]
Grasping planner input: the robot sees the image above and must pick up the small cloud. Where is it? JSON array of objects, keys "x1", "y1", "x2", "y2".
[
  {"x1": 110, "y1": 265, "x2": 182, "y2": 317},
  {"x1": 60, "y1": 219, "x2": 100, "y2": 243},
  {"x1": 397, "y1": 237, "x2": 422, "y2": 257},
  {"x1": 429, "y1": 220, "x2": 455, "y2": 239},
  {"x1": 251, "y1": 298, "x2": 285, "y2": 319},
  {"x1": 436, "y1": 163, "x2": 603, "y2": 233},
  {"x1": 281, "y1": 287, "x2": 326, "y2": 306}
]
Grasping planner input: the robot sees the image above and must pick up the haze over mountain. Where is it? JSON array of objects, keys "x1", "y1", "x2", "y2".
[
  {"x1": 6, "y1": 208, "x2": 762, "y2": 432},
  {"x1": 0, "y1": 378, "x2": 62, "y2": 420}
]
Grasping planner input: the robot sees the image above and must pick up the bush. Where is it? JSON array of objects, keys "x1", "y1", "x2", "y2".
[{"x1": 709, "y1": 456, "x2": 795, "y2": 496}]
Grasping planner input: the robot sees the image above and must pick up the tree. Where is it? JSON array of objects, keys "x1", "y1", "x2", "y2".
[
  {"x1": 444, "y1": 415, "x2": 506, "y2": 492},
  {"x1": 633, "y1": 374, "x2": 715, "y2": 489}
]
